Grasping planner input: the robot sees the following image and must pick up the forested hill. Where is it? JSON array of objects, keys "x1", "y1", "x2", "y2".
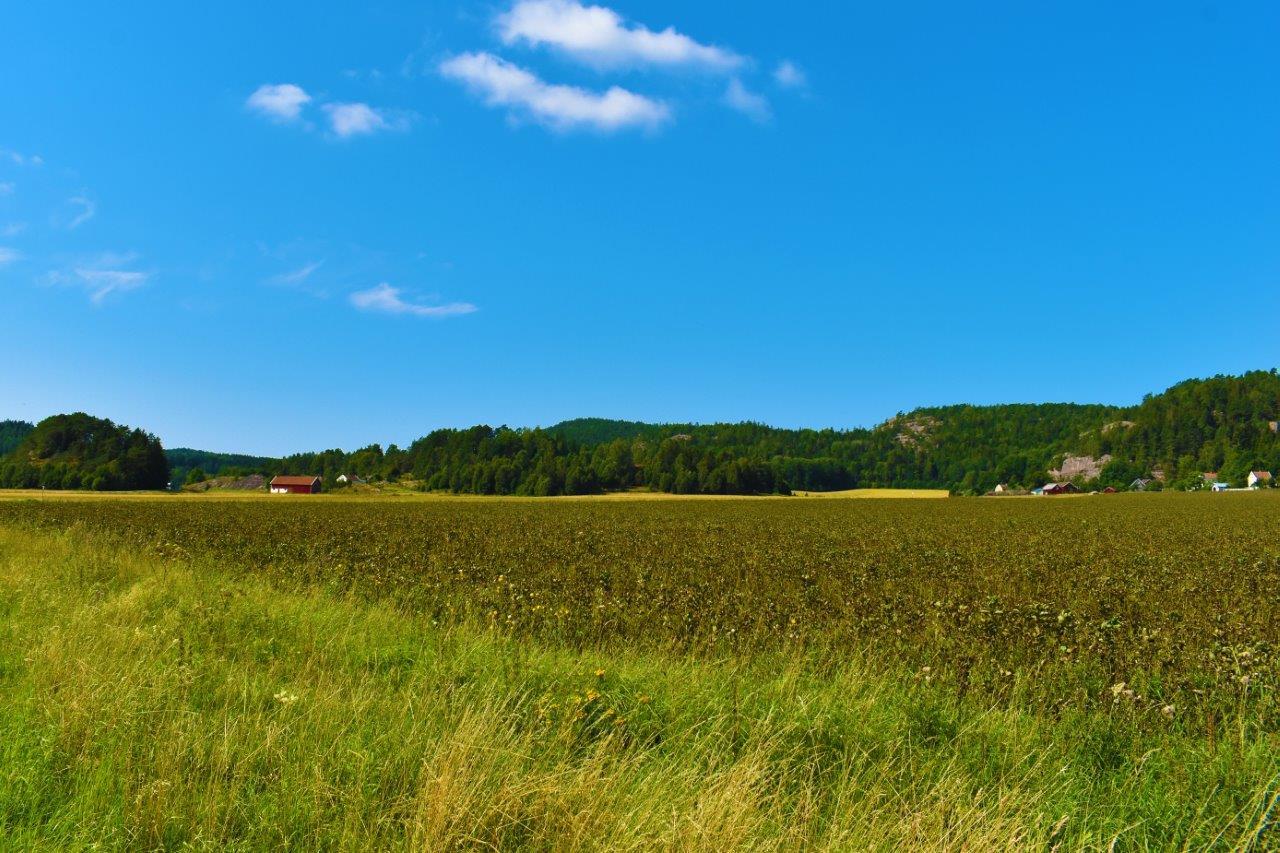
[
  {"x1": 1070, "y1": 371, "x2": 1280, "y2": 489},
  {"x1": 8, "y1": 370, "x2": 1280, "y2": 494},
  {"x1": 0, "y1": 420, "x2": 34, "y2": 456},
  {"x1": 548, "y1": 418, "x2": 655, "y2": 446},
  {"x1": 259, "y1": 370, "x2": 1280, "y2": 494},
  {"x1": 0, "y1": 414, "x2": 169, "y2": 490},
  {"x1": 166, "y1": 448, "x2": 278, "y2": 489},
  {"x1": 540, "y1": 403, "x2": 1121, "y2": 494}
]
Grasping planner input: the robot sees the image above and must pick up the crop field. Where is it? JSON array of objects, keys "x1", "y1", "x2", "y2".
[
  {"x1": 791, "y1": 487, "x2": 950, "y2": 499},
  {"x1": 1, "y1": 492, "x2": 1278, "y2": 848},
  {"x1": 3, "y1": 492, "x2": 1277, "y2": 714}
]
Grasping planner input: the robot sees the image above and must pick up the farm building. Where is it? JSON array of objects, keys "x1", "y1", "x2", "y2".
[
  {"x1": 1130, "y1": 478, "x2": 1153, "y2": 491},
  {"x1": 993, "y1": 483, "x2": 1007, "y2": 493},
  {"x1": 336, "y1": 474, "x2": 368, "y2": 485},
  {"x1": 269, "y1": 475, "x2": 322, "y2": 494},
  {"x1": 1041, "y1": 482, "x2": 1080, "y2": 495},
  {"x1": 1248, "y1": 471, "x2": 1272, "y2": 488},
  {"x1": 1211, "y1": 482, "x2": 1231, "y2": 492}
]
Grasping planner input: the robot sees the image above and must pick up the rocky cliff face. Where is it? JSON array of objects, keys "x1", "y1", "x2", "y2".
[{"x1": 1050, "y1": 454, "x2": 1111, "y2": 481}]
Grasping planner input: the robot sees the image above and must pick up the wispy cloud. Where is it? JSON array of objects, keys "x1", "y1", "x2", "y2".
[
  {"x1": 76, "y1": 268, "x2": 150, "y2": 303},
  {"x1": 322, "y1": 102, "x2": 409, "y2": 137},
  {"x1": 0, "y1": 247, "x2": 20, "y2": 266},
  {"x1": 1, "y1": 222, "x2": 25, "y2": 238},
  {"x1": 1, "y1": 149, "x2": 43, "y2": 167},
  {"x1": 65, "y1": 196, "x2": 96, "y2": 230},
  {"x1": 46, "y1": 252, "x2": 152, "y2": 303},
  {"x1": 271, "y1": 260, "x2": 323, "y2": 285},
  {"x1": 350, "y1": 283, "x2": 477, "y2": 318},
  {"x1": 0, "y1": 182, "x2": 13, "y2": 196},
  {"x1": 773, "y1": 60, "x2": 806, "y2": 89},
  {"x1": 724, "y1": 78, "x2": 771, "y2": 123},
  {"x1": 497, "y1": 0, "x2": 743, "y2": 72},
  {"x1": 440, "y1": 51, "x2": 670, "y2": 132},
  {"x1": 246, "y1": 83, "x2": 312, "y2": 122}
]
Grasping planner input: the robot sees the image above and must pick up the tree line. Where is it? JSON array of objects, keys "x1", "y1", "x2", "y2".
[
  {"x1": 0, "y1": 414, "x2": 169, "y2": 491},
  {"x1": 254, "y1": 371, "x2": 1280, "y2": 496},
  {"x1": 8, "y1": 370, "x2": 1280, "y2": 495}
]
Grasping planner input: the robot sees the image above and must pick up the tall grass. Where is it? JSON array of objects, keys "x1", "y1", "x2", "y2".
[{"x1": 0, "y1": 525, "x2": 1276, "y2": 850}]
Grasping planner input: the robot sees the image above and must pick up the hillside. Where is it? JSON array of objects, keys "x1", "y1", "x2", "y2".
[
  {"x1": 541, "y1": 372, "x2": 1280, "y2": 493},
  {"x1": 0, "y1": 420, "x2": 34, "y2": 456},
  {"x1": 174, "y1": 370, "x2": 1280, "y2": 495},
  {"x1": 540, "y1": 403, "x2": 1121, "y2": 494},
  {"x1": 0, "y1": 413, "x2": 169, "y2": 491},
  {"x1": 9, "y1": 370, "x2": 1279, "y2": 495},
  {"x1": 1074, "y1": 371, "x2": 1280, "y2": 488},
  {"x1": 547, "y1": 417, "x2": 656, "y2": 445},
  {"x1": 166, "y1": 448, "x2": 279, "y2": 489},
  {"x1": 272, "y1": 371, "x2": 1267, "y2": 495}
]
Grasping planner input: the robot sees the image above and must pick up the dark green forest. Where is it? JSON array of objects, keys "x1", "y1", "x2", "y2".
[
  {"x1": 166, "y1": 448, "x2": 277, "y2": 489},
  {"x1": 0, "y1": 420, "x2": 34, "y2": 456},
  {"x1": 0, "y1": 414, "x2": 169, "y2": 490},
  {"x1": 177, "y1": 370, "x2": 1280, "y2": 496},
  {"x1": 6, "y1": 371, "x2": 1280, "y2": 494}
]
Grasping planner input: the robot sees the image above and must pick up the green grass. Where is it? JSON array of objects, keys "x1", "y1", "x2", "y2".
[{"x1": 0, "y1": 522, "x2": 1277, "y2": 849}]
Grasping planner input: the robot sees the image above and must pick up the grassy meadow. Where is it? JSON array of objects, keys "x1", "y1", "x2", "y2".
[{"x1": 0, "y1": 493, "x2": 1278, "y2": 849}]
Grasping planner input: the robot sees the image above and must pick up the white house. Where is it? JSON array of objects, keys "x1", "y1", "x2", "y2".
[{"x1": 1248, "y1": 471, "x2": 1273, "y2": 488}]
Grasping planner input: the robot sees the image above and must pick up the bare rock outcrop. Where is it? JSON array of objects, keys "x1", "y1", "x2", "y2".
[{"x1": 1050, "y1": 454, "x2": 1111, "y2": 481}]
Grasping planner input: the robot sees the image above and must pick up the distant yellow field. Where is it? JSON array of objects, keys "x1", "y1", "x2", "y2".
[{"x1": 791, "y1": 488, "x2": 950, "y2": 499}]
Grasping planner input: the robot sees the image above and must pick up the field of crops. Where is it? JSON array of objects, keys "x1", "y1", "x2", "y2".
[
  {"x1": 3, "y1": 492, "x2": 1280, "y2": 848},
  {"x1": 4, "y1": 492, "x2": 1278, "y2": 727}
]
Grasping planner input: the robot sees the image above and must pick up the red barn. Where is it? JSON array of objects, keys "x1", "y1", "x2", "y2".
[{"x1": 269, "y1": 475, "x2": 322, "y2": 494}]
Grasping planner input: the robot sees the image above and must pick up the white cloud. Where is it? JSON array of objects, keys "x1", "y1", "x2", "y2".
[
  {"x1": 350, "y1": 283, "x2": 477, "y2": 318},
  {"x1": 271, "y1": 260, "x2": 323, "y2": 285},
  {"x1": 76, "y1": 268, "x2": 150, "y2": 303},
  {"x1": 0, "y1": 247, "x2": 20, "y2": 266},
  {"x1": 246, "y1": 86, "x2": 406, "y2": 138},
  {"x1": 773, "y1": 60, "x2": 806, "y2": 89},
  {"x1": 43, "y1": 251, "x2": 150, "y2": 303},
  {"x1": 66, "y1": 196, "x2": 96, "y2": 230},
  {"x1": 0, "y1": 182, "x2": 13, "y2": 196},
  {"x1": 45, "y1": 252, "x2": 151, "y2": 303},
  {"x1": 440, "y1": 51, "x2": 670, "y2": 132},
  {"x1": 724, "y1": 78, "x2": 771, "y2": 123},
  {"x1": 497, "y1": 0, "x2": 743, "y2": 72},
  {"x1": 1, "y1": 222, "x2": 25, "y2": 237},
  {"x1": 322, "y1": 102, "x2": 406, "y2": 137},
  {"x1": 246, "y1": 83, "x2": 312, "y2": 122},
  {"x1": 1, "y1": 150, "x2": 42, "y2": 167}
]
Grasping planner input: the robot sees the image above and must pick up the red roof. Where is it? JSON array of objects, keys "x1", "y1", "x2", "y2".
[{"x1": 270, "y1": 475, "x2": 321, "y2": 486}]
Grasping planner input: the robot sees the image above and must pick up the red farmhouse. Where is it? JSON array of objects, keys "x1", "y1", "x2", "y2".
[{"x1": 269, "y1": 475, "x2": 322, "y2": 495}]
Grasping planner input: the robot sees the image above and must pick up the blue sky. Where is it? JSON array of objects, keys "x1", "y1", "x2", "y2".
[{"x1": 2, "y1": 1, "x2": 1277, "y2": 455}]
